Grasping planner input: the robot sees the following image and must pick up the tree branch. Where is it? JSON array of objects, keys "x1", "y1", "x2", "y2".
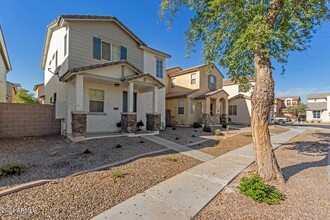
[{"x1": 267, "y1": 0, "x2": 284, "y2": 27}]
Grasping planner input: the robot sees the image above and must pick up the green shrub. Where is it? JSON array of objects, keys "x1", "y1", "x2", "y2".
[
  {"x1": 238, "y1": 173, "x2": 284, "y2": 205},
  {"x1": 214, "y1": 129, "x2": 222, "y2": 136},
  {"x1": 113, "y1": 172, "x2": 127, "y2": 179},
  {"x1": 203, "y1": 125, "x2": 212, "y2": 132},
  {"x1": 0, "y1": 163, "x2": 27, "y2": 177},
  {"x1": 165, "y1": 157, "x2": 178, "y2": 162},
  {"x1": 193, "y1": 122, "x2": 202, "y2": 128}
]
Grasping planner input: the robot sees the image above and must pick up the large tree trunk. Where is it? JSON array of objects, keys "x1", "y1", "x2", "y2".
[{"x1": 251, "y1": 53, "x2": 284, "y2": 182}]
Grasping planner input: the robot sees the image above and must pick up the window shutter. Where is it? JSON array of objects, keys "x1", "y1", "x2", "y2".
[
  {"x1": 120, "y1": 46, "x2": 127, "y2": 60},
  {"x1": 93, "y1": 37, "x2": 101, "y2": 60}
]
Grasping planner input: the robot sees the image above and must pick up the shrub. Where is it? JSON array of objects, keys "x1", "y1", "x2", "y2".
[
  {"x1": 238, "y1": 173, "x2": 284, "y2": 205},
  {"x1": 165, "y1": 157, "x2": 178, "y2": 162},
  {"x1": 203, "y1": 125, "x2": 212, "y2": 132},
  {"x1": 214, "y1": 129, "x2": 222, "y2": 136},
  {"x1": 222, "y1": 123, "x2": 227, "y2": 129},
  {"x1": 193, "y1": 122, "x2": 202, "y2": 128},
  {"x1": 0, "y1": 163, "x2": 27, "y2": 177},
  {"x1": 113, "y1": 172, "x2": 127, "y2": 179}
]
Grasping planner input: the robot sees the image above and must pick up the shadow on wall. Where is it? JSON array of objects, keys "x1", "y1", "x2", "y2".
[{"x1": 280, "y1": 132, "x2": 330, "y2": 181}]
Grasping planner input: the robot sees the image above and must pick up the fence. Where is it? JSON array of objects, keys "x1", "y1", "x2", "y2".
[{"x1": 0, "y1": 103, "x2": 61, "y2": 138}]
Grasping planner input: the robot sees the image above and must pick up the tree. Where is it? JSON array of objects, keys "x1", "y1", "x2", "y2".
[
  {"x1": 286, "y1": 103, "x2": 307, "y2": 121},
  {"x1": 15, "y1": 84, "x2": 38, "y2": 104},
  {"x1": 161, "y1": 0, "x2": 329, "y2": 182}
]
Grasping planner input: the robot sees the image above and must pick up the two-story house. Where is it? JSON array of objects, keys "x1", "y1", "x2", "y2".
[
  {"x1": 274, "y1": 96, "x2": 301, "y2": 119},
  {"x1": 41, "y1": 15, "x2": 170, "y2": 141},
  {"x1": 33, "y1": 83, "x2": 45, "y2": 104},
  {"x1": 222, "y1": 79, "x2": 254, "y2": 125},
  {"x1": 0, "y1": 26, "x2": 12, "y2": 102},
  {"x1": 306, "y1": 92, "x2": 330, "y2": 122},
  {"x1": 165, "y1": 64, "x2": 229, "y2": 126}
]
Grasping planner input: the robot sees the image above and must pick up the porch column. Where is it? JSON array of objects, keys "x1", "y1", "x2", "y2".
[
  {"x1": 202, "y1": 97, "x2": 211, "y2": 125},
  {"x1": 215, "y1": 98, "x2": 220, "y2": 115},
  {"x1": 147, "y1": 86, "x2": 161, "y2": 131},
  {"x1": 127, "y1": 81, "x2": 134, "y2": 113},
  {"x1": 71, "y1": 75, "x2": 87, "y2": 141},
  {"x1": 121, "y1": 81, "x2": 137, "y2": 133}
]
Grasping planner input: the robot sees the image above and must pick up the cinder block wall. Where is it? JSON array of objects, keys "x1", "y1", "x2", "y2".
[{"x1": 0, "y1": 103, "x2": 61, "y2": 138}]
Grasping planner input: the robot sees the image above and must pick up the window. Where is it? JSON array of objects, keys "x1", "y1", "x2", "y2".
[
  {"x1": 229, "y1": 105, "x2": 237, "y2": 116},
  {"x1": 102, "y1": 41, "x2": 111, "y2": 61},
  {"x1": 112, "y1": 45, "x2": 121, "y2": 61},
  {"x1": 122, "y1": 92, "x2": 137, "y2": 113},
  {"x1": 89, "y1": 89, "x2": 104, "y2": 112},
  {"x1": 209, "y1": 75, "x2": 216, "y2": 90},
  {"x1": 191, "y1": 73, "x2": 196, "y2": 85},
  {"x1": 64, "y1": 33, "x2": 67, "y2": 56},
  {"x1": 178, "y1": 100, "x2": 184, "y2": 115},
  {"x1": 313, "y1": 111, "x2": 321, "y2": 119},
  {"x1": 171, "y1": 78, "x2": 176, "y2": 88},
  {"x1": 239, "y1": 84, "x2": 250, "y2": 93},
  {"x1": 286, "y1": 100, "x2": 292, "y2": 107},
  {"x1": 156, "y1": 59, "x2": 164, "y2": 78},
  {"x1": 190, "y1": 99, "x2": 195, "y2": 114}
]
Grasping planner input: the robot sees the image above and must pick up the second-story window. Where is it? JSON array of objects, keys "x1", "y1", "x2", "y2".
[
  {"x1": 209, "y1": 75, "x2": 216, "y2": 90},
  {"x1": 171, "y1": 78, "x2": 176, "y2": 88},
  {"x1": 191, "y1": 73, "x2": 196, "y2": 85},
  {"x1": 102, "y1": 41, "x2": 111, "y2": 61},
  {"x1": 112, "y1": 45, "x2": 121, "y2": 61},
  {"x1": 286, "y1": 100, "x2": 292, "y2": 107},
  {"x1": 156, "y1": 59, "x2": 164, "y2": 78}
]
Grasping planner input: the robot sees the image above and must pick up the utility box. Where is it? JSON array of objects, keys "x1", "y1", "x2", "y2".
[{"x1": 56, "y1": 101, "x2": 66, "y2": 119}]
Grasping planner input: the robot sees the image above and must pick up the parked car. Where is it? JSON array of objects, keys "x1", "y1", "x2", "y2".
[{"x1": 273, "y1": 116, "x2": 292, "y2": 125}]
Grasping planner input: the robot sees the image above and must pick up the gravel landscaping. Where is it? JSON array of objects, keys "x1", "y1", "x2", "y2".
[
  {"x1": 0, "y1": 151, "x2": 201, "y2": 220},
  {"x1": 0, "y1": 135, "x2": 165, "y2": 188},
  {"x1": 195, "y1": 129, "x2": 330, "y2": 219}
]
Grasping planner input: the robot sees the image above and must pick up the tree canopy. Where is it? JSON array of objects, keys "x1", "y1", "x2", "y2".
[
  {"x1": 161, "y1": 0, "x2": 329, "y2": 80},
  {"x1": 14, "y1": 84, "x2": 38, "y2": 104}
]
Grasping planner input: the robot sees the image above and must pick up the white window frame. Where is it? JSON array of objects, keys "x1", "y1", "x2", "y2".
[
  {"x1": 101, "y1": 40, "x2": 111, "y2": 61},
  {"x1": 209, "y1": 75, "x2": 216, "y2": 90},
  {"x1": 89, "y1": 89, "x2": 105, "y2": 113},
  {"x1": 112, "y1": 44, "x2": 121, "y2": 62},
  {"x1": 286, "y1": 99, "x2": 292, "y2": 107},
  {"x1": 191, "y1": 73, "x2": 196, "y2": 85},
  {"x1": 171, "y1": 78, "x2": 176, "y2": 88},
  {"x1": 313, "y1": 111, "x2": 321, "y2": 119},
  {"x1": 229, "y1": 105, "x2": 237, "y2": 116},
  {"x1": 156, "y1": 59, "x2": 164, "y2": 78}
]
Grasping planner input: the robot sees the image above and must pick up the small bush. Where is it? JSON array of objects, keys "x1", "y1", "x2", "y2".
[
  {"x1": 214, "y1": 129, "x2": 222, "y2": 136},
  {"x1": 238, "y1": 173, "x2": 284, "y2": 205},
  {"x1": 0, "y1": 163, "x2": 27, "y2": 177},
  {"x1": 113, "y1": 172, "x2": 127, "y2": 179},
  {"x1": 203, "y1": 125, "x2": 212, "y2": 132},
  {"x1": 243, "y1": 133, "x2": 253, "y2": 137},
  {"x1": 222, "y1": 123, "x2": 227, "y2": 129},
  {"x1": 165, "y1": 157, "x2": 178, "y2": 162},
  {"x1": 193, "y1": 122, "x2": 202, "y2": 128},
  {"x1": 115, "y1": 144, "x2": 122, "y2": 148}
]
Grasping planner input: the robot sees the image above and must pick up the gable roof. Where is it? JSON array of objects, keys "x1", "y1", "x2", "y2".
[
  {"x1": 166, "y1": 89, "x2": 199, "y2": 99},
  {"x1": 0, "y1": 26, "x2": 12, "y2": 72},
  {"x1": 195, "y1": 89, "x2": 229, "y2": 100},
  {"x1": 276, "y1": 96, "x2": 301, "y2": 100},
  {"x1": 41, "y1": 15, "x2": 170, "y2": 69},
  {"x1": 121, "y1": 73, "x2": 165, "y2": 88},
  {"x1": 307, "y1": 102, "x2": 327, "y2": 111},
  {"x1": 229, "y1": 94, "x2": 251, "y2": 102},
  {"x1": 33, "y1": 83, "x2": 44, "y2": 91},
  {"x1": 167, "y1": 63, "x2": 224, "y2": 78},
  {"x1": 307, "y1": 92, "x2": 330, "y2": 99}
]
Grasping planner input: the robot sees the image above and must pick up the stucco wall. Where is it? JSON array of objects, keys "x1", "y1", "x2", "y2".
[
  {"x1": 0, "y1": 56, "x2": 7, "y2": 102},
  {"x1": 170, "y1": 71, "x2": 200, "y2": 91},
  {"x1": 228, "y1": 98, "x2": 252, "y2": 125}
]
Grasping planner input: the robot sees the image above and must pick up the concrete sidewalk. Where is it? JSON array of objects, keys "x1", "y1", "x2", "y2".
[{"x1": 92, "y1": 128, "x2": 306, "y2": 220}]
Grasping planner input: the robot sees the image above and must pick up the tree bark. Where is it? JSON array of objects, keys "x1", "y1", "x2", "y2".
[{"x1": 251, "y1": 53, "x2": 284, "y2": 182}]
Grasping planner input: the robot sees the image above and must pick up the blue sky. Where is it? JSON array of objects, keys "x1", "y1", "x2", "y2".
[{"x1": 1, "y1": 0, "x2": 329, "y2": 102}]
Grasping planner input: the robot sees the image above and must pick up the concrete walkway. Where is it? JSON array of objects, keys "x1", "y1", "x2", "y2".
[
  {"x1": 92, "y1": 128, "x2": 306, "y2": 220},
  {"x1": 143, "y1": 135, "x2": 214, "y2": 162}
]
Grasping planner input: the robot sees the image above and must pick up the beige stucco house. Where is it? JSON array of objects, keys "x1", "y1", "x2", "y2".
[
  {"x1": 6, "y1": 81, "x2": 16, "y2": 102},
  {"x1": 0, "y1": 26, "x2": 12, "y2": 102},
  {"x1": 274, "y1": 96, "x2": 301, "y2": 119},
  {"x1": 222, "y1": 79, "x2": 253, "y2": 125},
  {"x1": 33, "y1": 83, "x2": 45, "y2": 104},
  {"x1": 165, "y1": 64, "x2": 229, "y2": 126},
  {"x1": 41, "y1": 15, "x2": 170, "y2": 141},
  {"x1": 306, "y1": 93, "x2": 330, "y2": 122}
]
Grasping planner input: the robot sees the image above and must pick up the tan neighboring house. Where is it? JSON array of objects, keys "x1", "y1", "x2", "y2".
[
  {"x1": 6, "y1": 81, "x2": 16, "y2": 102},
  {"x1": 274, "y1": 96, "x2": 301, "y2": 119},
  {"x1": 165, "y1": 64, "x2": 229, "y2": 126},
  {"x1": 42, "y1": 15, "x2": 170, "y2": 141},
  {"x1": 33, "y1": 83, "x2": 45, "y2": 104},
  {"x1": 0, "y1": 26, "x2": 12, "y2": 102},
  {"x1": 222, "y1": 79, "x2": 253, "y2": 125},
  {"x1": 306, "y1": 93, "x2": 330, "y2": 122}
]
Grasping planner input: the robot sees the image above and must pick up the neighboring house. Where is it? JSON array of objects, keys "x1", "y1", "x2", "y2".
[
  {"x1": 0, "y1": 26, "x2": 12, "y2": 102},
  {"x1": 274, "y1": 96, "x2": 301, "y2": 119},
  {"x1": 41, "y1": 15, "x2": 170, "y2": 141},
  {"x1": 306, "y1": 93, "x2": 330, "y2": 123},
  {"x1": 6, "y1": 81, "x2": 17, "y2": 102},
  {"x1": 165, "y1": 64, "x2": 229, "y2": 126},
  {"x1": 33, "y1": 83, "x2": 45, "y2": 104},
  {"x1": 222, "y1": 79, "x2": 253, "y2": 125}
]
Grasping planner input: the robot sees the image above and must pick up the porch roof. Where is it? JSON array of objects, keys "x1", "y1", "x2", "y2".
[
  {"x1": 121, "y1": 73, "x2": 165, "y2": 88},
  {"x1": 60, "y1": 60, "x2": 143, "y2": 81},
  {"x1": 166, "y1": 89, "x2": 199, "y2": 99},
  {"x1": 195, "y1": 89, "x2": 229, "y2": 100},
  {"x1": 307, "y1": 102, "x2": 327, "y2": 111},
  {"x1": 229, "y1": 94, "x2": 251, "y2": 102}
]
